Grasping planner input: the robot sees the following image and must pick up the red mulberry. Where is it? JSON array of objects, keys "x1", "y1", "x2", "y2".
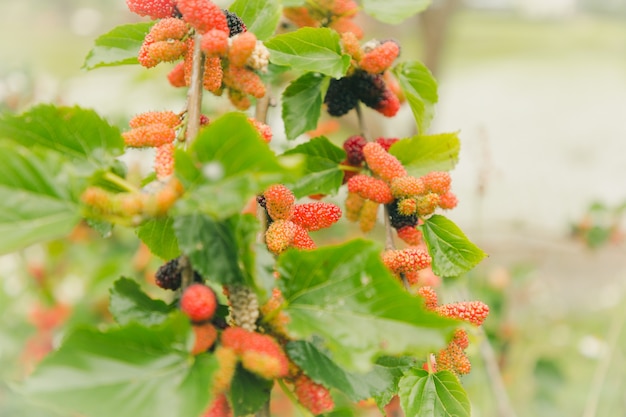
[
  {"x1": 293, "y1": 374, "x2": 335, "y2": 415},
  {"x1": 263, "y1": 184, "x2": 295, "y2": 221},
  {"x1": 180, "y1": 283, "x2": 218, "y2": 322},
  {"x1": 291, "y1": 203, "x2": 342, "y2": 231},
  {"x1": 437, "y1": 301, "x2": 490, "y2": 326},
  {"x1": 343, "y1": 135, "x2": 367, "y2": 165},
  {"x1": 347, "y1": 175, "x2": 393, "y2": 204},
  {"x1": 126, "y1": 0, "x2": 176, "y2": 19},
  {"x1": 417, "y1": 286, "x2": 438, "y2": 310},
  {"x1": 177, "y1": 0, "x2": 228, "y2": 34}
]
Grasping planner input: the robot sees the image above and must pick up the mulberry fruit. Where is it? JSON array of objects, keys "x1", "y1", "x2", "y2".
[
  {"x1": 221, "y1": 327, "x2": 289, "y2": 379},
  {"x1": 416, "y1": 286, "x2": 438, "y2": 310},
  {"x1": 396, "y1": 225, "x2": 423, "y2": 246},
  {"x1": 149, "y1": 17, "x2": 188, "y2": 42},
  {"x1": 382, "y1": 248, "x2": 431, "y2": 275},
  {"x1": 177, "y1": 0, "x2": 228, "y2": 34},
  {"x1": 223, "y1": 9, "x2": 247, "y2": 37},
  {"x1": 363, "y1": 142, "x2": 406, "y2": 182},
  {"x1": 386, "y1": 199, "x2": 418, "y2": 230},
  {"x1": 358, "y1": 199, "x2": 379, "y2": 233},
  {"x1": 263, "y1": 184, "x2": 295, "y2": 221},
  {"x1": 390, "y1": 176, "x2": 426, "y2": 199},
  {"x1": 154, "y1": 143, "x2": 175, "y2": 180},
  {"x1": 422, "y1": 171, "x2": 452, "y2": 195},
  {"x1": 265, "y1": 220, "x2": 296, "y2": 254},
  {"x1": 228, "y1": 32, "x2": 258, "y2": 67},
  {"x1": 202, "y1": 393, "x2": 232, "y2": 417},
  {"x1": 293, "y1": 374, "x2": 335, "y2": 415},
  {"x1": 191, "y1": 323, "x2": 218, "y2": 354},
  {"x1": 155, "y1": 257, "x2": 202, "y2": 290},
  {"x1": 129, "y1": 110, "x2": 180, "y2": 129},
  {"x1": 180, "y1": 283, "x2": 218, "y2": 322},
  {"x1": 122, "y1": 124, "x2": 176, "y2": 147},
  {"x1": 291, "y1": 203, "x2": 342, "y2": 231},
  {"x1": 374, "y1": 137, "x2": 399, "y2": 151},
  {"x1": 201, "y1": 29, "x2": 230, "y2": 56},
  {"x1": 291, "y1": 224, "x2": 317, "y2": 250},
  {"x1": 324, "y1": 76, "x2": 358, "y2": 117},
  {"x1": 343, "y1": 135, "x2": 367, "y2": 165},
  {"x1": 436, "y1": 301, "x2": 490, "y2": 326},
  {"x1": 359, "y1": 40, "x2": 400, "y2": 74},
  {"x1": 126, "y1": 0, "x2": 176, "y2": 19},
  {"x1": 347, "y1": 175, "x2": 393, "y2": 204}
]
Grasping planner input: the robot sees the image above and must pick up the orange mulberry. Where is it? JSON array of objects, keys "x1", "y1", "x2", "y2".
[
  {"x1": 212, "y1": 346, "x2": 238, "y2": 393},
  {"x1": 168, "y1": 62, "x2": 187, "y2": 87},
  {"x1": 436, "y1": 340, "x2": 471, "y2": 376},
  {"x1": 223, "y1": 66, "x2": 266, "y2": 98},
  {"x1": 177, "y1": 0, "x2": 228, "y2": 34},
  {"x1": 362, "y1": 142, "x2": 406, "y2": 182},
  {"x1": 347, "y1": 175, "x2": 393, "y2": 204},
  {"x1": 221, "y1": 327, "x2": 289, "y2": 379},
  {"x1": 263, "y1": 184, "x2": 295, "y2": 220},
  {"x1": 129, "y1": 110, "x2": 180, "y2": 129},
  {"x1": 228, "y1": 32, "x2": 258, "y2": 67},
  {"x1": 126, "y1": 0, "x2": 176, "y2": 19},
  {"x1": 122, "y1": 124, "x2": 176, "y2": 147},
  {"x1": 149, "y1": 17, "x2": 189, "y2": 42},
  {"x1": 146, "y1": 40, "x2": 187, "y2": 65},
  {"x1": 416, "y1": 193, "x2": 440, "y2": 217},
  {"x1": 341, "y1": 32, "x2": 362, "y2": 60},
  {"x1": 422, "y1": 171, "x2": 452, "y2": 195},
  {"x1": 436, "y1": 301, "x2": 490, "y2": 326},
  {"x1": 391, "y1": 176, "x2": 426, "y2": 199},
  {"x1": 191, "y1": 323, "x2": 218, "y2": 354},
  {"x1": 382, "y1": 248, "x2": 431, "y2": 275},
  {"x1": 265, "y1": 220, "x2": 296, "y2": 254},
  {"x1": 291, "y1": 203, "x2": 342, "y2": 231},
  {"x1": 200, "y1": 28, "x2": 229, "y2": 56},
  {"x1": 154, "y1": 143, "x2": 175, "y2": 179},
  {"x1": 329, "y1": 16, "x2": 363, "y2": 39},
  {"x1": 247, "y1": 118, "x2": 272, "y2": 143},
  {"x1": 397, "y1": 198, "x2": 417, "y2": 216},
  {"x1": 359, "y1": 41, "x2": 400, "y2": 74},
  {"x1": 438, "y1": 191, "x2": 458, "y2": 210},
  {"x1": 203, "y1": 56, "x2": 223, "y2": 93},
  {"x1": 416, "y1": 286, "x2": 438, "y2": 310}
]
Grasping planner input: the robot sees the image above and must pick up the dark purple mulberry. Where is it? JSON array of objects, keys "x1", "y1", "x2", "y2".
[
  {"x1": 223, "y1": 9, "x2": 247, "y2": 37},
  {"x1": 325, "y1": 76, "x2": 358, "y2": 117},
  {"x1": 155, "y1": 257, "x2": 203, "y2": 290},
  {"x1": 387, "y1": 199, "x2": 418, "y2": 230}
]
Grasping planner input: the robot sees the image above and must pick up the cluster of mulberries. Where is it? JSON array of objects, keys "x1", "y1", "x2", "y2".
[
  {"x1": 80, "y1": 177, "x2": 184, "y2": 223},
  {"x1": 324, "y1": 34, "x2": 403, "y2": 118},
  {"x1": 325, "y1": 70, "x2": 401, "y2": 117},
  {"x1": 128, "y1": 0, "x2": 269, "y2": 110},
  {"x1": 416, "y1": 286, "x2": 489, "y2": 378},
  {"x1": 261, "y1": 184, "x2": 342, "y2": 255},
  {"x1": 283, "y1": 0, "x2": 362, "y2": 38},
  {"x1": 342, "y1": 138, "x2": 457, "y2": 244},
  {"x1": 381, "y1": 248, "x2": 432, "y2": 285},
  {"x1": 122, "y1": 110, "x2": 182, "y2": 180}
]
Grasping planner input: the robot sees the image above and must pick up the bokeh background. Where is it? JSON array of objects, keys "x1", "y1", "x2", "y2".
[{"x1": 1, "y1": 0, "x2": 625, "y2": 416}]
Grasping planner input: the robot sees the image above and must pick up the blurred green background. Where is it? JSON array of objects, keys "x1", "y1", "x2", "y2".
[{"x1": 1, "y1": 0, "x2": 625, "y2": 416}]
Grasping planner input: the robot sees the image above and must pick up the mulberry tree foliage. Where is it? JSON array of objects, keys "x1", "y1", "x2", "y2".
[{"x1": 0, "y1": 1, "x2": 489, "y2": 417}]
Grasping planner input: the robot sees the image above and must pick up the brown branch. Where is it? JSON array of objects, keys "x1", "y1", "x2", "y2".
[{"x1": 184, "y1": 33, "x2": 205, "y2": 146}]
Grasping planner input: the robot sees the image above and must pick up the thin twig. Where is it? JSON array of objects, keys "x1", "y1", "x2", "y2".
[
  {"x1": 354, "y1": 102, "x2": 369, "y2": 139},
  {"x1": 184, "y1": 33, "x2": 205, "y2": 146},
  {"x1": 179, "y1": 33, "x2": 205, "y2": 291},
  {"x1": 582, "y1": 291, "x2": 626, "y2": 417},
  {"x1": 477, "y1": 326, "x2": 518, "y2": 417}
]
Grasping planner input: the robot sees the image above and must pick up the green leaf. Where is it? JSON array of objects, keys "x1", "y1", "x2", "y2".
[
  {"x1": 0, "y1": 104, "x2": 124, "y2": 167},
  {"x1": 420, "y1": 215, "x2": 487, "y2": 278},
  {"x1": 277, "y1": 239, "x2": 456, "y2": 371},
  {"x1": 83, "y1": 22, "x2": 154, "y2": 70},
  {"x1": 229, "y1": 0, "x2": 281, "y2": 40},
  {"x1": 21, "y1": 316, "x2": 218, "y2": 417},
  {"x1": 392, "y1": 62, "x2": 438, "y2": 134},
  {"x1": 282, "y1": 136, "x2": 345, "y2": 198},
  {"x1": 179, "y1": 112, "x2": 302, "y2": 218},
  {"x1": 0, "y1": 145, "x2": 80, "y2": 254},
  {"x1": 361, "y1": 0, "x2": 432, "y2": 24},
  {"x1": 389, "y1": 132, "x2": 460, "y2": 177},
  {"x1": 265, "y1": 27, "x2": 351, "y2": 78},
  {"x1": 109, "y1": 277, "x2": 172, "y2": 326},
  {"x1": 287, "y1": 340, "x2": 414, "y2": 404},
  {"x1": 174, "y1": 213, "x2": 246, "y2": 286},
  {"x1": 398, "y1": 369, "x2": 470, "y2": 417},
  {"x1": 282, "y1": 72, "x2": 327, "y2": 140},
  {"x1": 136, "y1": 217, "x2": 181, "y2": 260},
  {"x1": 229, "y1": 365, "x2": 273, "y2": 416}
]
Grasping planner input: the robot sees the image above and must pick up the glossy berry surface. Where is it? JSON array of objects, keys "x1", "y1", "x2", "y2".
[{"x1": 180, "y1": 283, "x2": 218, "y2": 322}]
